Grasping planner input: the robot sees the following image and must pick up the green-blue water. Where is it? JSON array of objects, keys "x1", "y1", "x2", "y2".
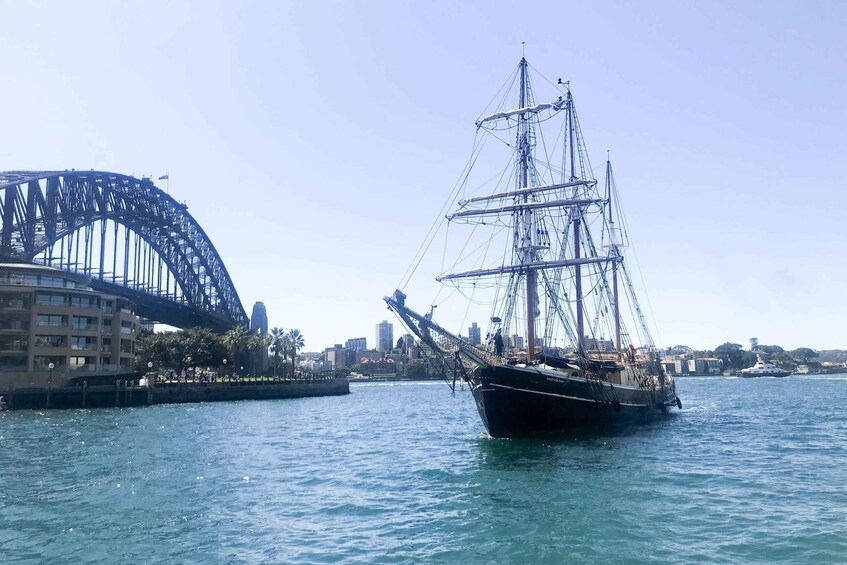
[{"x1": 1, "y1": 376, "x2": 845, "y2": 564}]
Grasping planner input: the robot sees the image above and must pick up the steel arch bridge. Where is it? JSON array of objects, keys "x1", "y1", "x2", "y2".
[{"x1": 0, "y1": 170, "x2": 248, "y2": 331}]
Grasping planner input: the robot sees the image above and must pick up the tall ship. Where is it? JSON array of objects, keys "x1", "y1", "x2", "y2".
[
  {"x1": 385, "y1": 57, "x2": 681, "y2": 437},
  {"x1": 738, "y1": 355, "x2": 791, "y2": 378}
]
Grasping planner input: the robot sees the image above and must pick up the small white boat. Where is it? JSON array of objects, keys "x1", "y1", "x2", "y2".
[{"x1": 738, "y1": 355, "x2": 791, "y2": 378}]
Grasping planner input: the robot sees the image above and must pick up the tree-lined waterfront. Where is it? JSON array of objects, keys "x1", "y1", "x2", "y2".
[{"x1": 135, "y1": 326, "x2": 306, "y2": 379}]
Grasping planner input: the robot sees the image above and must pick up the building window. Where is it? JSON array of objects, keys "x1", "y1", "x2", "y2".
[
  {"x1": 35, "y1": 335, "x2": 66, "y2": 348},
  {"x1": 70, "y1": 295, "x2": 99, "y2": 309},
  {"x1": 70, "y1": 336, "x2": 98, "y2": 351},
  {"x1": 0, "y1": 293, "x2": 30, "y2": 309},
  {"x1": 72, "y1": 316, "x2": 98, "y2": 331},
  {"x1": 36, "y1": 314, "x2": 66, "y2": 327},
  {"x1": 40, "y1": 276, "x2": 67, "y2": 288},
  {"x1": 0, "y1": 314, "x2": 29, "y2": 330},
  {"x1": 120, "y1": 321, "x2": 133, "y2": 335},
  {"x1": 69, "y1": 356, "x2": 96, "y2": 371},
  {"x1": 0, "y1": 355, "x2": 27, "y2": 372},
  {"x1": 0, "y1": 336, "x2": 28, "y2": 351},
  {"x1": 34, "y1": 356, "x2": 65, "y2": 370},
  {"x1": 35, "y1": 293, "x2": 67, "y2": 306}
]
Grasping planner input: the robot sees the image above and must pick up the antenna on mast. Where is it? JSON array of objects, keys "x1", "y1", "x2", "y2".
[{"x1": 522, "y1": 41, "x2": 525, "y2": 57}]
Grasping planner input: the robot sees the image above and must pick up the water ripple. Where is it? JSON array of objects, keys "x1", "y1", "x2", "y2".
[{"x1": 1, "y1": 377, "x2": 845, "y2": 563}]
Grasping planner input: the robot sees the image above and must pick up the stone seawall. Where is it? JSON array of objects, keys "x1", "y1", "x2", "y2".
[
  {"x1": 0, "y1": 378, "x2": 349, "y2": 410},
  {"x1": 152, "y1": 378, "x2": 350, "y2": 404}
]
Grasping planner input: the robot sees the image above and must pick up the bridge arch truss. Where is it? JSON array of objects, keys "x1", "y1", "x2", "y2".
[{"x1": 0, "y1": 170, "x2": 248, "y2": 331}]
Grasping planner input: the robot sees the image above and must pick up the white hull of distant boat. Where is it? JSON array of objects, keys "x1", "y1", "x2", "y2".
[{"x1": 738, "y1": 355, "x2": 791, "y2": 378}]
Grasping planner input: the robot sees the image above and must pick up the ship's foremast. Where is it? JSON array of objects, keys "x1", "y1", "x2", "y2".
[{"x1": 567, "y1": 89, "x2": 585, "y2": 355}]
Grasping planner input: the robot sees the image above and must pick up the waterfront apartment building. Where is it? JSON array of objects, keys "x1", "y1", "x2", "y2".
[
  {"x1": 468, "y1": 322, "x2": 481, "y2": 346},
  {"x1": 324, "y1": 344, "x2": 347, "y2": 369},
  {"x1": 688, "y1": 358, "x2": 723, "y2": 375},
  {"x1": 376, "y1": 320, "x2": 393, "y2": 353},
  {"x1": 0, "y1": 263, "x2": 139, "y2": 386},
  {"x1": 345, "y1": 337, "x2": 367, "y2": 351}
]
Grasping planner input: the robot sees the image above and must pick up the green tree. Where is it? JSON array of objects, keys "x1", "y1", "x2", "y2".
[
  {"x1": 713, "y1": 342, "x2": 753, "y2": 370},
  {"x1": 223, "y1": 326, "x2": 248, "y2": 371},
  {"x1": 135, "y1": 328, "x2": 226, "y2": 376},
  {"x1": 135, "y1": 331, "x2": 174, "y2": 371},
  {"x1": 405, "y1": 359, "x2": 427, "y2": 378},
  {"x1": 790, "y1": 347, "x2": 818, "y2": 364}
]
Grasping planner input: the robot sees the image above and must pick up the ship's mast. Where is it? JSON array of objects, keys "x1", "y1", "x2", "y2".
[
  {"x1": 568, "y1": 90, "x2": 584, "y2": 353},
  {"x1": 519, "y1": 57, "x2": 537, "y2": 362},
  {"x1": 606, "y1": 156, "x2": 621, "y2": 352}
]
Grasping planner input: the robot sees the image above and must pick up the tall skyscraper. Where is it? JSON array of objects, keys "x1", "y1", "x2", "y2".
[
  {"x1": 251, "y1": 302, "x2": 268, "y2": 335},
  {"x1": 376, "y1": 320, "x2": 393, "y2": 353},
  {"x1": 468, "y1": 322, "x2": 481, "y2": 345},
  {"x1": 251, "y1": 301, "x2": 269, "y2": 371}
]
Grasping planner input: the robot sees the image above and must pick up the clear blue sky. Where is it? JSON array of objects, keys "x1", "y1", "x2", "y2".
[{"x1": 2, "y1": 1, "x2": 845, "y2": 351}]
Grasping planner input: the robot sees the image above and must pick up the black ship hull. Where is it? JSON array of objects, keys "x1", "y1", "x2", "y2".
[{"x1": 469, "y1": 364, "x2": 679, "y2": 438}]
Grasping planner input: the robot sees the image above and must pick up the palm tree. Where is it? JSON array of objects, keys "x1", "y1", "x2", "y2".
[
  {"x1": 270, "y1": 327, "x2": 286, "y2": 377},
  {"x1": 280, "y1": 333, "x2": 293, "y2": 378},
  {"x1": 287, "y1": 329, "x2": 305, "y2": 377},
  {"x1": 246, "y1": 332, "x2": 272, "y2": 377},
  {"x1": 223, "y1": 326, "x2": 248, "y2": 376}
]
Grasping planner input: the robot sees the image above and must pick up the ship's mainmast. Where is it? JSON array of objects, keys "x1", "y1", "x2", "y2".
[{"x1": 518, "y1": 58, "x2": 537, "y2": 362}]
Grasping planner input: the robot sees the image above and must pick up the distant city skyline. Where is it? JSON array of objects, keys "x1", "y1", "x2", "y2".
[{"x1": 2, "y1": 1, "x2": 845, "y2": 350}]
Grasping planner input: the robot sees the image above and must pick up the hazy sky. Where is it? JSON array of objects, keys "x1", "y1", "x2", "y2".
[{"x1": 2, "y1": 1, "x2": 845, "y2": 351}]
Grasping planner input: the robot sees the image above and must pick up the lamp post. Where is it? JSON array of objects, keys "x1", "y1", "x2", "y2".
[
  {"x1": 186, "y1": 356, "x2": 192, "y2": 381},
  {"x1": 46, "y1": 362, "x2": 55, "y2": 409},
  {"x1": 222, "y1": 358, "x2": 227, "y2": 381},
  {"x1": 147, "y1": 361, "x2": 154, "y2": 386}
]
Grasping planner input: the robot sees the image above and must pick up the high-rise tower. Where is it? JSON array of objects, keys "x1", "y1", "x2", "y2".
[
  {"x1": 376, "y1": 320, "x2": 393, "y2": 353},
  {"x1": 251, "y1": 302, "x2": 269, "y2": 371}
]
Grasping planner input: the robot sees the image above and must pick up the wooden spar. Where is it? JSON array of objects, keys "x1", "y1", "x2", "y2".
[
  {"x1": 519, "y1": 58, "x2": 536, "y2": 362},
  {"x1": 569, "y1": 91, "x2": 584, "y2": 352},
  {"x1": 607, "y1": 157, "x2": 621, "y2": 352}
]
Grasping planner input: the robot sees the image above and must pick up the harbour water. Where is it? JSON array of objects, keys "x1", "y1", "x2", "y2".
[{"x1": 1, "y1": 376, "x2": 845, "y2": 563}]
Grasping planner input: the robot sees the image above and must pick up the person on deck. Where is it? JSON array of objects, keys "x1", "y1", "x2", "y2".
[{"x1": 494, "y1": 329, "x2": 504, "y2": 358}]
